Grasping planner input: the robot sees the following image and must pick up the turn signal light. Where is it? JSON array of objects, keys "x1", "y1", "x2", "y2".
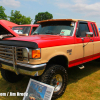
[{"x1": 32, "y1": 49, "x2": 41, "y2": 58}]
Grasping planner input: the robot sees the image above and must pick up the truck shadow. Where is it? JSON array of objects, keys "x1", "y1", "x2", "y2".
[{"x1": 68, "y1": 60, "x2": 100, "y2": 84}]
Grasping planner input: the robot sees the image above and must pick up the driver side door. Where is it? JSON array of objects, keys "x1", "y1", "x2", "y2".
[{"x1": 75, "y1": 21, "x2": 94, "y2": 64}]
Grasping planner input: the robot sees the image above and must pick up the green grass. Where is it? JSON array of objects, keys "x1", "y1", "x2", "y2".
[
  {"x1": 58, "y1": 60, "x2": 100, "y2": 100},
  {"x1": 0, "y1": 60, "x2": 100, "y2": 100}
]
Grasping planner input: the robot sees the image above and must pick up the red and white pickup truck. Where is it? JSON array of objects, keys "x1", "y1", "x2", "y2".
[{"x1": 0, "y1": 19, "x2": 100, "y2": 99}]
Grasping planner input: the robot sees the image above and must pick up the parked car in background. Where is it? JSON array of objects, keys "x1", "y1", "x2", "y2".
[{"x1": 12, "y1": 24, "x2": 39, "y2": 36}]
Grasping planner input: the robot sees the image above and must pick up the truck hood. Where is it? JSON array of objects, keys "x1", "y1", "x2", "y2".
[
  {"x1": 5, "y1": 35, "x2": 74, "y2": 48},
  {"x1": 0, "y1": 20, "x2": 19, "y2": 37},
  {"x1": 8, "y1": 35, "x2": 62, "y2": 41},
  {"x1": 0, "y1": 20, "x2": 18, "y2": 28}
]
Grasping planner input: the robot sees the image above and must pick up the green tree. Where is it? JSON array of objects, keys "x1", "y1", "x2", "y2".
[
  {"x1": 34, "y1": 12, "x2": 53, "y2": 24},
  {"x1": 0, "y1": 6, "x2": 7, "y2": 20},
  {"x1": 20, "y1": 15, "x2": 32, "y2": 24},
  {"x1": 9, "y1": 10, "x2": 33, "y2": 25}
]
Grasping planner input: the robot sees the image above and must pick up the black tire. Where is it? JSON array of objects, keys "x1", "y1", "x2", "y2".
[
  {"x1": 40, "y1": 65, "x2": 68, "y2": 99},
  {"x1": 1, "y1": 68, "x2": 23, "y2": 83}
]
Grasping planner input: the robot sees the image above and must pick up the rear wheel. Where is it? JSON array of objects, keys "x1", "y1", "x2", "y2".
[
  {"x1": 1, "y1": 68, "x2": 23, "y2": 83},
  {"x1": 40, "y1": 65, "x2": 68, "y2": 99}
]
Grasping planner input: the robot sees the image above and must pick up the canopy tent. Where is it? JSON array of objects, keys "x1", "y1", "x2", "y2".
[{"x1": 0, "y1": 20, "x2": 18, "y2": 28}]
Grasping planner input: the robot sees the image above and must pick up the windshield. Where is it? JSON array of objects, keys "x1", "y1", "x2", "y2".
[
  {"x1": 12, "y1": 26, "x2": 31, "y2": 35},
  {"x1": 32, "y1": 21, "x2": 75, "y2": 36}
]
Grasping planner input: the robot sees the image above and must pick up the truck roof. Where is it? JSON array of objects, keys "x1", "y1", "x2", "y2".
[
  {"x1": 13, "y1": 24, "x2": 39, "y2": 27},
  {"x1": 37, "y1": 19, "x2": 95, "y2": 24}
]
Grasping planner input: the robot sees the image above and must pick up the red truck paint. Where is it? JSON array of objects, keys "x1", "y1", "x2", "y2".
[{"x1": 0, "y1": 20, "x2": 18, "y2": 28}]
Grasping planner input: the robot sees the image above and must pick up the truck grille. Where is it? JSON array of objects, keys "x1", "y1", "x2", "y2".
[
  {"x1": 0, "y1": 45, "x2": 29, "y2": 63},
  {"x1": 16, "y1": 48, "x2": 23, "y2": 61},
  {"x1": 0, "y1": 45, "x2": 14, "y2": 61}
]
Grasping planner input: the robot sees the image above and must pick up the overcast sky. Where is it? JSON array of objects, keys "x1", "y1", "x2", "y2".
[{"x1": 1, "y1": 0, "x2": 100, "y2": 27}]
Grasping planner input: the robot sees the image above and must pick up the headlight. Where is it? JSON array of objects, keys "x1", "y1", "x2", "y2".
[
  {"x1": 23, "y1": 48, "x2": 41, "y2": 59},
  {"x1": 23, "y1": 49, "x2": 32, "y2": 58}
]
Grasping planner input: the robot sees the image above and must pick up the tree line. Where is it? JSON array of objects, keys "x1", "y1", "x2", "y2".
[{"x1": 0, "y1": 6, "x2": 53, "y2": 25}]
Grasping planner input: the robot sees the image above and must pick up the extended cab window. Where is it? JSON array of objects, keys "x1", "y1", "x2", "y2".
[
  {"x1": 76, "y1": 23, "x2": 89, "y2": 37},
  {"x1": 32, "y1": 21, "x2": 75, "y2": 36},
  {"x1": 93, "y1": 24, "x2": 98, "y2": 36},
  {"x1": 91, "y1": 24, "x2": 95, "y2": 36}
]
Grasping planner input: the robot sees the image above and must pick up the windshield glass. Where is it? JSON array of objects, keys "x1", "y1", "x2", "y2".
[
  {"x1": 12, "y1": 26, "x2": 31, "y2": 35},
  {"x1": 32, "y1": 21, "x2": 75, "y2": 36}
]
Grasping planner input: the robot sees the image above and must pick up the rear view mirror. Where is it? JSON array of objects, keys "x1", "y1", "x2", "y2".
[{"x1": 86, "y1": 32, "x2": 93, "y2": 37}]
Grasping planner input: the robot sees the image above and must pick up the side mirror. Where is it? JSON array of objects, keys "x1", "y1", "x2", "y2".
[{"x1": 86, "y1": 32, "x2": 93, "y2": 37}]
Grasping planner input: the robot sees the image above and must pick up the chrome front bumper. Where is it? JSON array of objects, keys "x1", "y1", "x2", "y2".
[{"x1": 0, "y1": 58, "x2": 46, "y2": 76}]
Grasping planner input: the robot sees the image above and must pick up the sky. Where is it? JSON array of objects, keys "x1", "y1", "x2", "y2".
[{"x1": 1, "y1": 0, "x2": 100, "y2": 27}]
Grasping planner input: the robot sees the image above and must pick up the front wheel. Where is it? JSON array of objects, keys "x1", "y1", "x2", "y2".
[
  {"x1": 40, "y1": 65, "x2": 68, "y2": 99},
  {"x1": 1, "y1": 68, "x2": 23, "y2": 83}
]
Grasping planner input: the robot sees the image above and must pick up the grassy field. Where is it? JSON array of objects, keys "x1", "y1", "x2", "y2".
[{"x1": 0, "y1": 60, "x2": 100, "y2": 100}]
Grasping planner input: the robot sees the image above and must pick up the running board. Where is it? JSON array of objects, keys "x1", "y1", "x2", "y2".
[{"x1": 78, "y1": 65, "x2": 85, "y2": 69}]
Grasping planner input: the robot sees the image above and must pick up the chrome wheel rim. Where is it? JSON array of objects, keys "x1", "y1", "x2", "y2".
[{"x1": 50, "y1": 74, "x2": 63, "y2": 92}]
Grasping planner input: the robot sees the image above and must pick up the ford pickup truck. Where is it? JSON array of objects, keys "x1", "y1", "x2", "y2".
[
  {"x1": 12, "y1": 24, "x2": 39, "y2": 36},
  {"x1": 0, "y1": 19, "x2": 100, "y2": 99}
]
